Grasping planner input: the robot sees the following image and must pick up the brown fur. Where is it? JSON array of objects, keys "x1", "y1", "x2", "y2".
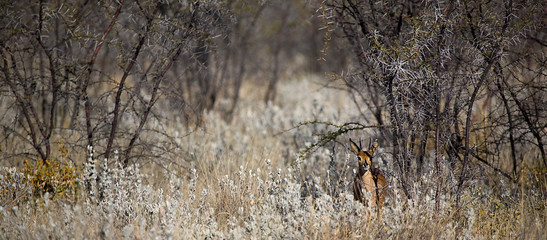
[{"x1": 349, "y1": 138, "x2": 387, "y2": 218}]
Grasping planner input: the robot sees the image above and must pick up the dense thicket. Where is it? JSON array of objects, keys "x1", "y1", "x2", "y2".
[{"x1": 321, "y1": 0, "x2": 545, "y2": 201}]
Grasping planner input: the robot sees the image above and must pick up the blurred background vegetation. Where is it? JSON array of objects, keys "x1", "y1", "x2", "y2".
[{"x1": 0, "y1": 0, "x2": 351, "y2": 166}]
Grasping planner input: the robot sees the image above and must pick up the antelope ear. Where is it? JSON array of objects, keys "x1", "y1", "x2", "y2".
[{"x1": 349, "y1": 138, "x2": 360, "y2": 154}]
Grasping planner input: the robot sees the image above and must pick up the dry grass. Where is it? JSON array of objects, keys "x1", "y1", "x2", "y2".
[{"x1": 1, "y1": 75, "x2": 545, "y2": 239}]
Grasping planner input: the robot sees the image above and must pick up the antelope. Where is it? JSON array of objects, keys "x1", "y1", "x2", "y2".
[{"x1": 349, "y1": 138, "x2": 387, "y2": 218}]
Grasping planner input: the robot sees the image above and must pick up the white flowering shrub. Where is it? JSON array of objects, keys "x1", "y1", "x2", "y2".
[{"x1": 0, "y1": 167, "x2": 32, "y2": 208}]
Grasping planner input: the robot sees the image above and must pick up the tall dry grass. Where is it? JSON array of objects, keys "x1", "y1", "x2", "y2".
[{"x1": 1, "y1": 76, "x2": 545, "y2": 239}]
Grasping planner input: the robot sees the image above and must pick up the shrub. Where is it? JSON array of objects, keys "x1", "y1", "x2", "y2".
[
  {"x1": 0, "y1": 167, "x2": 31, "y2": 208},
  {"x1": 22, "y1": 158, "x2": 80, "y2": 201}
]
